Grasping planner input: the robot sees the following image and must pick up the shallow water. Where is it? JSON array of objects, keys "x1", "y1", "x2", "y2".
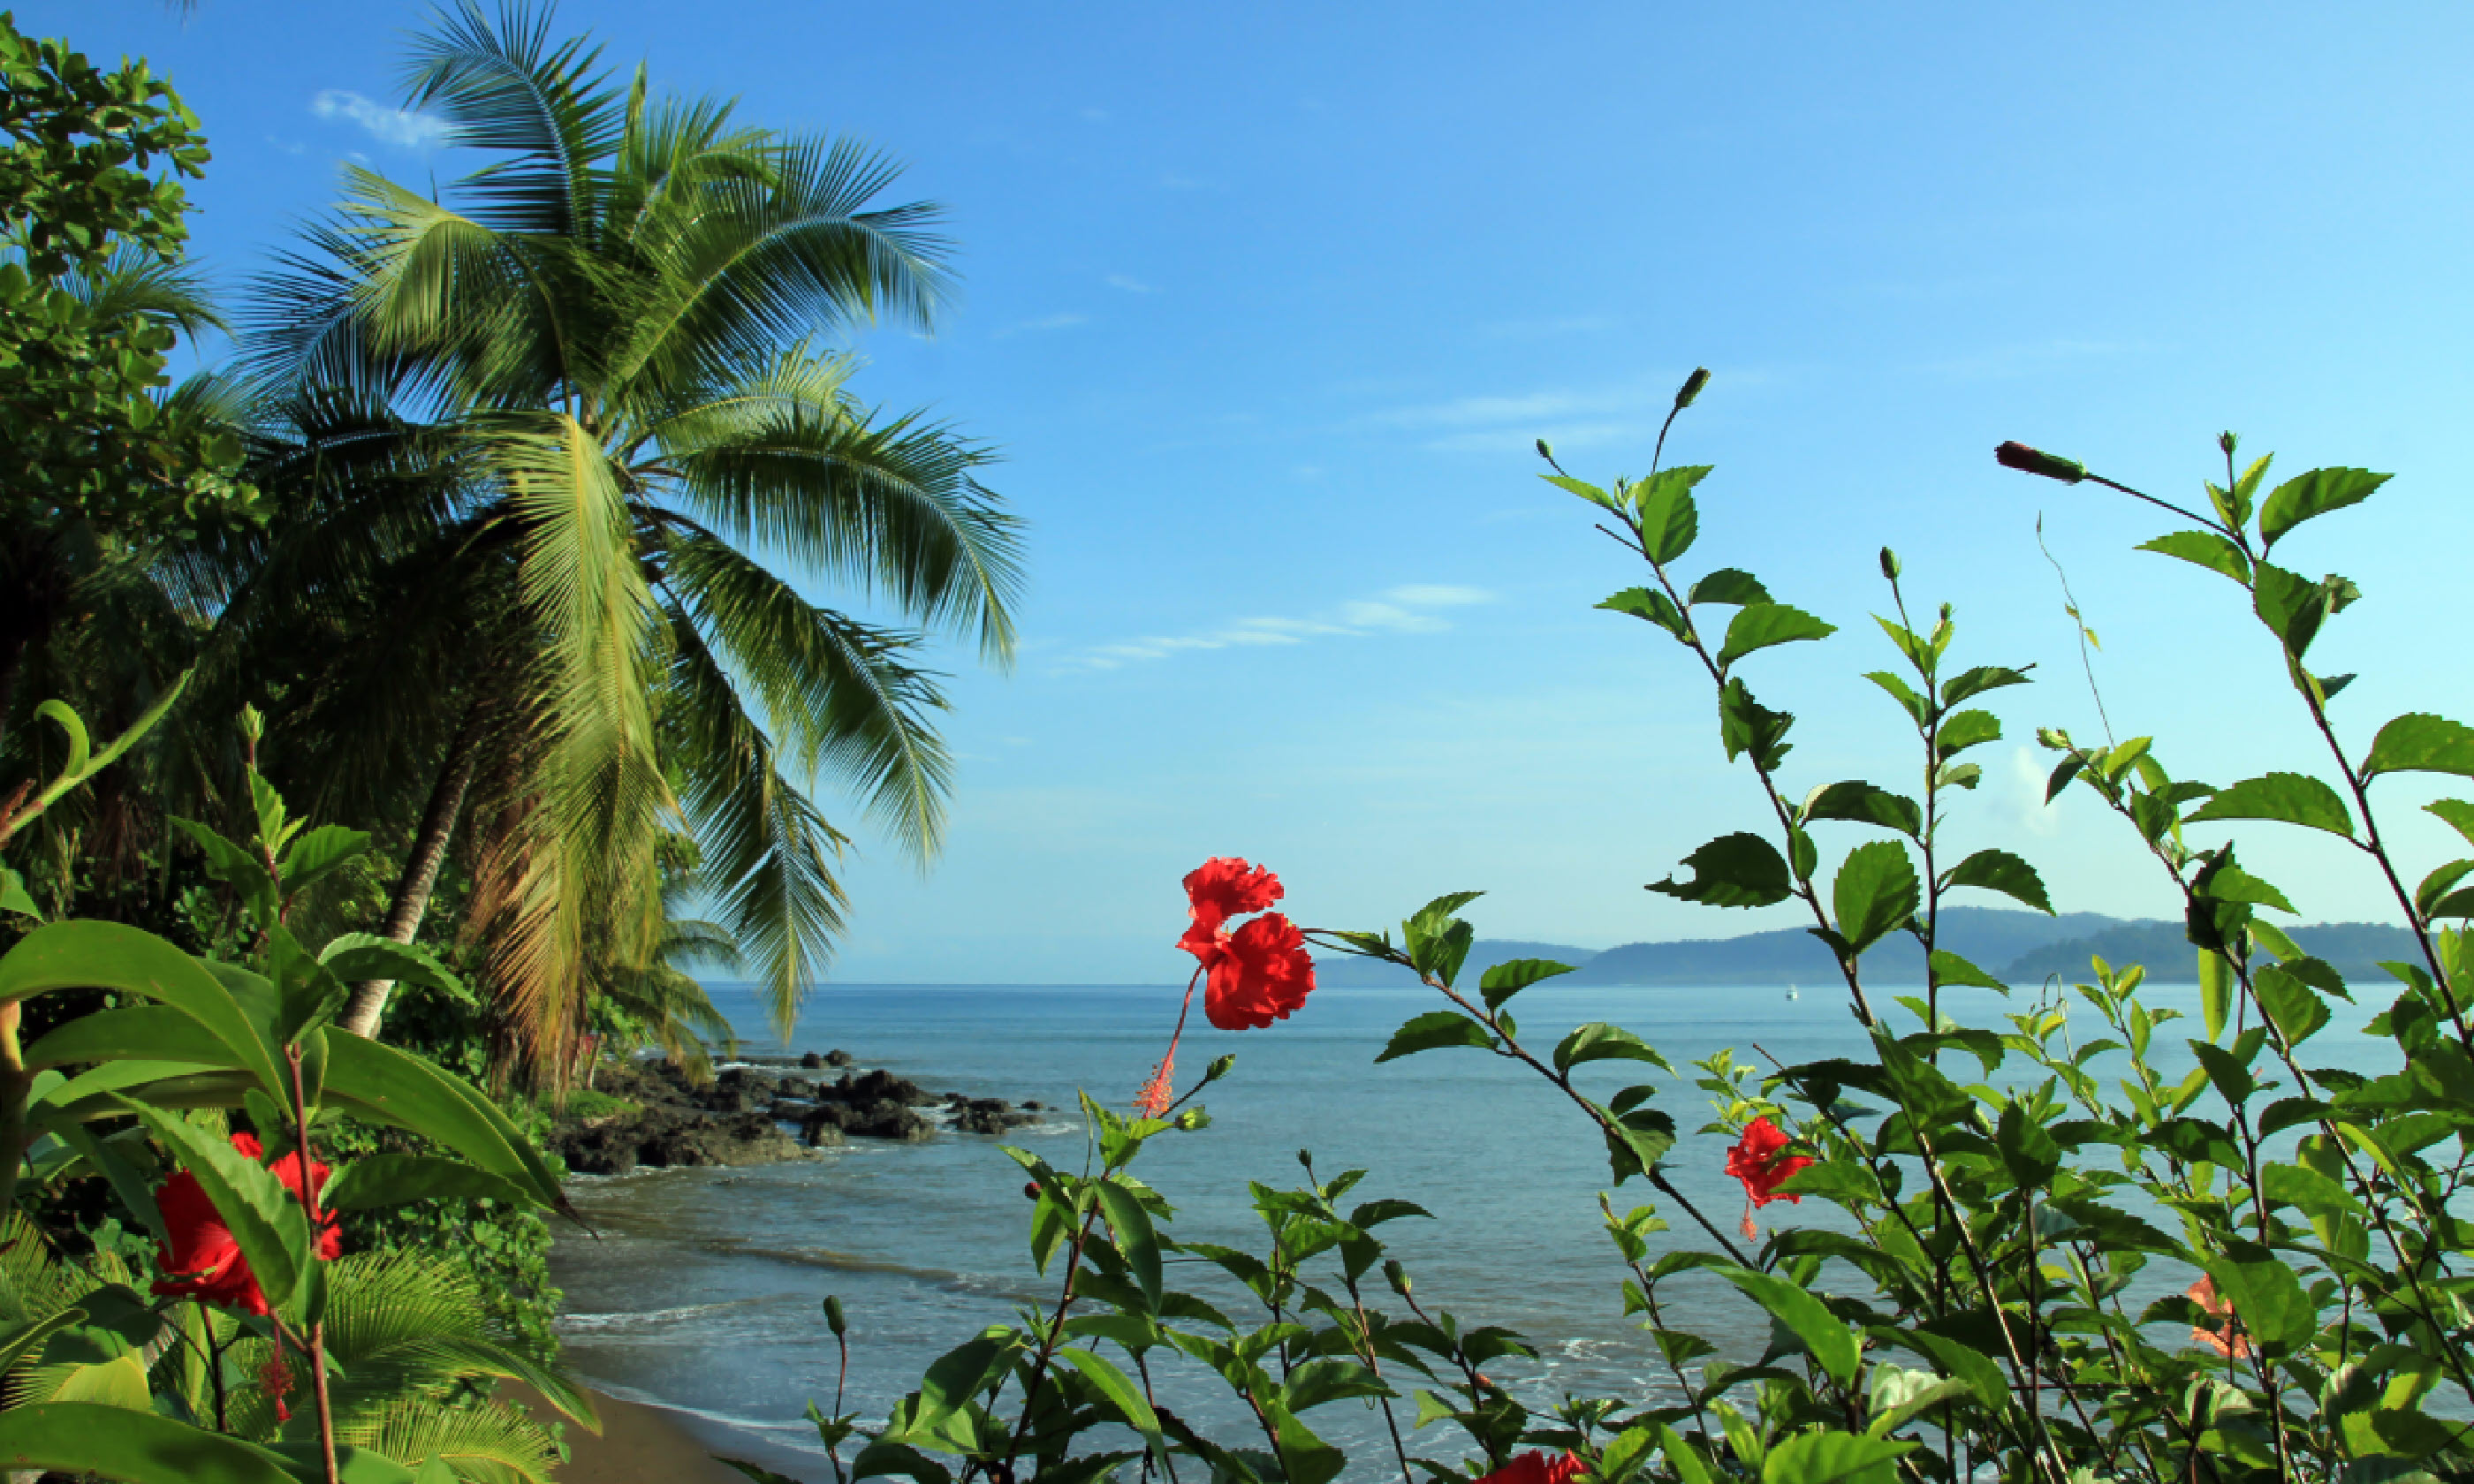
[{"x1": 546, "y1": 976, "x2": 2396, "y2": 1477}]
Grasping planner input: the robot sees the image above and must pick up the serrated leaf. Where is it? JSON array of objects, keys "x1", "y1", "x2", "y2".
[
  {"x1": 1632, "y1": 466, "x2": 1710, "y2": 564},
  {"x1": 1719, "y1": 678, "x2": 1795, "y2": 771},
  {"x1": 1935, "y1": 708, "x2": 2001, "y2": 760},
  {"x1": 1929, "y1": 950, "x2": 2006, "y2": 991},
  {"x1": 1599, "y1": 586, "x2": 1689, "y2": 640},
  {"x1": 277, "y1": 826, "x2": 370, "y2": 896},
  {"x1": 1374, "y1": 1011, "x2": 1493, "y2": 1062},
  {"x1": 2363, "y1": 714, "x2": 2474, "y2": 780},
  {"x1": 1939, "y1": 664, "x2": 2032, "y2": 706},
  {"x1": 1689, "y1": 568, "x2": 1771, "y2": 607},
  {"x1": 1477, "y1": 957, "x2": 1574, "y2": 1011},
  {"x1": 2185, "y1": 772, "x2": 2356, "y2": 837},
  {"x1": 1717, "y1": 603, "x2": 1837, "y2": 671},
  {"x1": 2138, "y1": 529, "x2": 2252, "y2": 584},
  {"x1": 1553, "y1": 1022, "x2": 1673, "y2": 1073},
  {"x1": 1832, "y1": 840, "x2": 1917, "y2": 954},
  {"x1": 1649, "y1": 832, "x2": 1792, "y2": 908},
  {"x1": 2258, "y1": 466, "x2": 2387, "y2": 549},
  {"x1": 2252, "y1": 563, "x2": 2330, "y2": 658},
  {"x1": 2427, "y1": 799, "x2": 2474, "y2": 848},
  {"x1": 1941, "y1": 849, "x2": 2053, "y2": 913},
  {"x1": 1802, "y1": 781, "x2": 1920, "y2": 837},
  {"x1": 1863, "y1": 670, "x2": 1927, "y2": 726},
  {"x1": 1542, "y1": 473, "x2": 1618, "y2": 509}
]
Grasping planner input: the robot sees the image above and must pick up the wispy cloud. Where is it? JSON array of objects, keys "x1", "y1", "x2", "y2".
[
  {"x1": 1104, "y1": 274, "x2": 1157, "y2": 295},
  {"x1": 994, "y1": 312, "x2": 1089, "y2": 338},
  {"x1": 1362, "y1": 382, "x2": 1674, "y2": 454},
  {"x1": 310, "y1": 90, "x2": 451, "y2": 151},
  {"x1": 1058, "y1": 585, "x2": 1491, "y2": 673}
]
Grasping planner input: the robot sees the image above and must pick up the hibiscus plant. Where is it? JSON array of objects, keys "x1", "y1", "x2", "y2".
[
  {"x1": 0, "y1": 704, "x2": 592, "y2": 1483},
  {"x1": 770, "y1": 378, "x2": 2474, "y2": 1484}
]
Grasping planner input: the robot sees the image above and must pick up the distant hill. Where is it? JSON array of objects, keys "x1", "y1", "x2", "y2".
[
  {"x1": 1309, "y1": 909, "x2": 2424, "y2": 992},
  {"x1": 1577, "y1": 907, "x2": 2125, "y2": 986},
  {"x1": 2002, "y1": 920, "x2": 2420, "y2": 985},
  {"x1": 1311, "y1": 940, "x2": 1600, "y2": 988}
]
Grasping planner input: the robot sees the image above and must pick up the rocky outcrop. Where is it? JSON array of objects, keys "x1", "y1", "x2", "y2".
[{"x1": 550, "y1": 1054, "x2": 1044, "y2": 1174}]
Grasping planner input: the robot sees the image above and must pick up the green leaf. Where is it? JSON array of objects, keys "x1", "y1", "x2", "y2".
[
  {"x1": 1689, "y1": 569, "x2": 1772, "y2": 607},
  {"x1": 2258, "y1": 466, "x2": 2387, "y2": 549},
  {"x1": 0, "y1": 1403, "x2": 302, "y2": 1483},
  {"x1": 1941, "y1": 849, "x2": 2052, "y2": 914},
  {"x1": 1632, "y1": 466, "x2": 1710, "y2": 564},
  {"x1": 1832, "y1": 841, "x2": 1917, "y2": 954},
  {"x1": 2044, "y1": 755, "x2": 2085, "y2": 803},
  {"x1": 1994, "y1": 1101, "x2": 2060, "y2": 1186},
  {"x1": 0, "y1": 867, "x2": 37, "y2": 920},
  {"x1": 319, "y1": 935, "x2": 466, "y2": 998},
  {"x1": 1802, "y1": 782, "x2": 1920, "y2": 838},
  {"x1": 277, "y1": 826, "x2": 371, "y2": 896},
  {"x1": 2254, "y1": 965, "x2": 2333, "y2": 1046},
  {"x1": 169, "y1": 817, "x2": 277, "y2": 922},
  {"x1": 1553, "y1": 1023, "x2": 1673, "y2": 1074},
  {"x1": 1478, "y1": 958, "x2": 1574, "y2": 1011},
  {"x1": 1599, "y1": 587, "x2": 1689, "y2": 640},
  {"x1": 1543, "y1": 473, "x2": 1618, "y2": 510},
  {"x1": 2204, "y1": 1250, "x2": 2318, "y2": 1353},
  {"x1": 914, "y1": 1335, "x2": 1015, "y2": 1427},
  {"x1": 2195, "y1": 860, "x2": 2296, "y2": 914},
  {"x1": 1935, "y1": 709, "x2": 2001, "y2": 759},
  {"x1": 1863, "y1": 671, "x2": 1928, "y2": 726},
  {"x1": 1761, "y1": 1431, "x2": 1914, "y2": 1484},
  {"x1": 2137, "y1": 529, "x2": 2252, "y2": 584},
  {"x1": 2199, "y1": 950, "x2": 2235, "y2": 1043},
  {"x1": 0, "y1": 922, "x2": 285, "y2": 1101},
  {"x1": 2252, "y1": 563, "x2": 2331, "y2": 658},
  {"x1": 1719, "y1": 679, "x2": 1795, "y2": 771},
  {"x1": 318, "y1": 1034, "x2": 567, "y2": 1212},
  {"x1": 2364, "y1": 714, "x2": 2474, "y2": 780},
  {"x1": 1939, "y1": 665, "x2": 2032, "y2": 707},
  {"x1": 1717, "y1": 603, "x2": 1837, "y2": 671},
  {"x1": 1096, "y1": 1181, "x2": 1164, "y2": 1313},
  {"x1": 1649, "y1": 833, "x2": 1793, "y2": 909},
  {"x1": 1897, "y1": 1329, "x2": 2008, "y2": 1412},
  {"x1": 1373, "y1": 1011, "x2": 1494, "y2": 1062},
  {"x1": 1059, "y1": 1348, "x2": 1167, "y2": 1463},
  {"x1": 2185, "y1": 772, "x2": 2355, "y2": 837},
  {"x1": 2427, "y1": 799, "x2": 2474, "y2": 848},
  {"x1": 118, "y1": 1099, "x2": 320, "y2": 1326},
  {"x1": 317, "y1": 1154, "x2": 529, "y2": 1211},
  {"x1": 1928, "y1": 950, "x2": 2006, "y2": 992},
  {"x1": 1718, "y1": 1267, "x2": 1859, "y2": 1385}
]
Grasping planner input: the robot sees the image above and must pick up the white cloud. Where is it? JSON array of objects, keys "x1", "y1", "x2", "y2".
[
  {"x1": 994, "y1": 312, "x2": 1089, "y2": 338},
  {"x1": 1058, "y1": 585, "x2": 1494, "y2": 673},
  {"x1": 1104, "y1": 274, "x2": 1156, "y2": 294},
  {"x1": 310, "y1": 90, "x2": 452, "y2": 151},
  {"x1": 1359, "y1": 382, "x2": 1691, "y2": 454},
  {"x1": 2005, "y1": 744, "x2": 2063, "y2": 837}
]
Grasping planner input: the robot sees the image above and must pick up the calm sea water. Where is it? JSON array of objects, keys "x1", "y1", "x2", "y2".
[{"x1": 545, "y1": 976, "x2": 2397, "y2": 1478}]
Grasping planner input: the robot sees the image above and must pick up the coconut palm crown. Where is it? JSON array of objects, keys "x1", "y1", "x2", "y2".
[{"x1": 226, "y1": 1, "x2": 1022, "y2": 1058}]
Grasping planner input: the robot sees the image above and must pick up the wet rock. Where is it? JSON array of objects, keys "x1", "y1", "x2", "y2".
[
  {"x1": 801, "y1": 1051, "x2": 826, "y2": 1070},
  {"x1": 952, "y1": 1098, "x2": 1038, "y2": 1136},
  {"x1": 825, "y1": 1049, "x2": 854, "y2": 1067}
]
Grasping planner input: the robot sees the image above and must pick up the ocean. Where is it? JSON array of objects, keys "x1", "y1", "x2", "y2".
[{"x1": 544, "y1": 975, "x2": 2387, "y2": 1479}]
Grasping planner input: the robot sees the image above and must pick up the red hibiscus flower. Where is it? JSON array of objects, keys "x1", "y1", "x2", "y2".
[
  {"x1": 151, "y1": 1132, "x2": 343, "y2": 1317},
  {"x1": 1175, "y1": 857, "x2": 1316, "y2": 1031},
  {"x1": 1726, "y1": 1115, "x2": 1812, "y2": 1239},
  {"x1": 1476, "y1": 1450, "x2": 1588, "y2": 1484}
]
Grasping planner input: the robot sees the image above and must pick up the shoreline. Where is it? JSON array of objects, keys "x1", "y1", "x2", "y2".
[{"x1": 511, "y1": 1382, "x2": 831, "y2": 1483}]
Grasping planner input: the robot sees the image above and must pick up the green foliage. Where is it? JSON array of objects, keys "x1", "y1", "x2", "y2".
[{"x1": 812, "y1": 404, "x2": 2474, "y2": 1484}]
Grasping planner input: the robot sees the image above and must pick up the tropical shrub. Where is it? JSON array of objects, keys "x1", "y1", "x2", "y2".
[
  {"x1": 0, "y1": 702, "x2": 595, "y2": 1483},
  {"x1": 763, "y1": 382, "x2": 2474, "y2": 1484}
]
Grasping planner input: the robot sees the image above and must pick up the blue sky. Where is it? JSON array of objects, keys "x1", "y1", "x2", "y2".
[{"x1": 43, "y1": 1, "x2": 2474, "y2": 982}]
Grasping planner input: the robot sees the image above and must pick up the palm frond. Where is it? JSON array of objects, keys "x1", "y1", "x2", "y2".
[{"x1": 401, "y1": 0, "x2": 625, "y2": 238}]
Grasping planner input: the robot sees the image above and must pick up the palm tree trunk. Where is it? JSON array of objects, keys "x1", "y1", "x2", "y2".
[{"x1": 339, "y1": 705, "x2": 482, "y2": 1039}]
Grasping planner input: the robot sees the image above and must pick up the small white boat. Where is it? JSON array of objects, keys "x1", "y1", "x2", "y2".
[{"x1": 1785, "y1": 985, "x2": 1799, "y2": 1001}]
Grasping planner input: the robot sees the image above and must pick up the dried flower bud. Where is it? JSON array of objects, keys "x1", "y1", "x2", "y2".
[
  {"x1": 823, "y1": 1295, "x2": 846, "y2": 1335},
  {"x1": 1994, "y1": 441, "x2": 2086, "y2": 483},
  {"x1": 1674, "y1": 367, "x2": 1711, "y2": 409}
]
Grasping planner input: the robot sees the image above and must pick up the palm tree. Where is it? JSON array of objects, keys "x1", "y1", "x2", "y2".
[{"x1": 219, "y1": 1, "x2": 1022, "y2": 1066}]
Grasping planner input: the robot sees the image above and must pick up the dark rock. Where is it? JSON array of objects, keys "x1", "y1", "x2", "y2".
[
  {"x1": 952, "y1": 1098, "x2": 1038, "y2": 1135},
  {"x1": 846, "y1": 1068, "x2": 934, "y2": 1106},
  {"x1": 824, "y1": 1049, "x2": 854, "y2": 1067},
  {"x1": 801, "y1": 1051, "x2": 826, "y2": 1070},
  {"x1": 1021, "y1": 1100, "x2": 1043, "y2": 1110},
  {"x1": 778, "y1": 1077, "x2": 814, "y2": 1098},
  {"x1": 841, "y1": 1099, "x2": 934, "y2": 1141}
]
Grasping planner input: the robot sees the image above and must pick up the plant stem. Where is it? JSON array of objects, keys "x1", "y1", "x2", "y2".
[{"x1": 285, "y1": 1044, "x2": 340, "y2": 1484}]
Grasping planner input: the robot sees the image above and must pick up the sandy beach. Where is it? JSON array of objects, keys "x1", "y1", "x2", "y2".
[{"x1": 506, "y1": 1383, "x2": 809, "y2": 1484}]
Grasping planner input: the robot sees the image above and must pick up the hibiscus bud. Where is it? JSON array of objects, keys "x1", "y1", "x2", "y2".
[
  {"x1": 1204, "y1": 1054, "x2": 1234, "y2": 1081},
  {"x1": 823, "y1": 1296, "x2": 846, "y2": 1335},
  {"x1": 1296, "y1": 1147, "x2": 1313, "y2": 1170},
  {"x1": 1174, "y1": 1108, "x2": 1209, "y2": 1130},
  {"x1": 1878, "y1": 547, "x2": 1901, "y2": 581},
  {"x1": 1384, "y1": 1260, "x2": 1410, "y2": 1297},
  {"x1": 1993, "y1": 441, "x2": 2086, "y2": 483},
  {"x1": 2219, "y1": 430, "x2": 2238, "y2": 457},
  {"x1": 1674, "y1": 367, "x2": 1711, "y2": 409},
  {"x1": 1535, "y1": 437, "x2": 1553, "y2": 463}
]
